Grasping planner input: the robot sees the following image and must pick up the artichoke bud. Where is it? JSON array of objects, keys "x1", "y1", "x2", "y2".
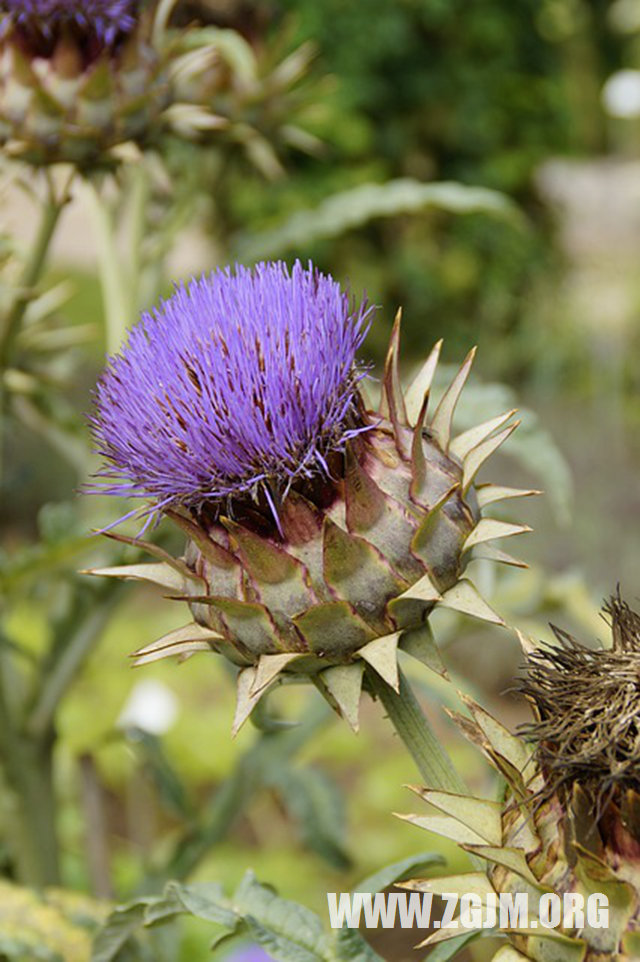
[
  {"x1": 0, "y1": 1, "x2": 170, "y2": 165},
  {"x1": 402, "y1": 593, "x2": 640, "y2": 961},
  {"x1": 0, "y1": 1, "x2": 315, "y2": 167},
  {"x1": 87, "y1": 261, "x2": 534, "y2": 733}
]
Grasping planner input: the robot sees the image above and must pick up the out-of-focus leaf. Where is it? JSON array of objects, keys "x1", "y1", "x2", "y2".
[
  {"x1": 353, "y1": 852, "x2": 445, "y2": 895},
  {"x1": 175, "y1": 26, "x2": 257, "y2": 83},
  {"x1": 160, "y1": 701, "x2": 331, "y2": 881},
  {"x1": 234, "y1": 179, "x2": 523, "y2": 260},
  {"x1": 11, "y1": 395, "x2": 87, "y2": 473},
  {"x1": 267, "y1": 765, "x2": 351, "y2": 870},
  {"x1": 22, "y1": 279, "x2": 73, "y2": 325},
  {"x1": 38, "y1": 501, "x2": 82, "y2": 544},
  {"x1": 141, "y1": 880, "x2": 238, "y2": 949},
  {"x1": 133, "y1": 731, "x2": 192, "y2": 820},
  {"x1": 91, "y1": 902, "x2": 147, "y2": 962},
  {"x1": 95, "y1": 872, "x2": 342, "y2": 962},
  {"x1": 233, "y1": 872, "x2": 331, "y2": 962}
]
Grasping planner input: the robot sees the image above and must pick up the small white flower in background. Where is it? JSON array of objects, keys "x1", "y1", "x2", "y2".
[
  {"x1": 608, "y1": 0, "x2": 640, "y2": 34},
  {"x1": 602, "y1": 69, "x2": 640, "y2": 118},
  {"x1": 118, "y1": 679, "x2": 179, "y2": 736}
]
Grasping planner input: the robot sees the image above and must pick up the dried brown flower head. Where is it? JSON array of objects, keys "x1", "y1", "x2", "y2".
[{"x1": 518, "y1": 591, "x2": 640, "y2": 808}]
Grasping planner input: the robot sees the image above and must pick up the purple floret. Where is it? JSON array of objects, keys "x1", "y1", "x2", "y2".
[
  {"x1": 2, "y1": 0, "x2": 137, "y2": 46},
  {"x1": 90, "y1": 261, "x2": 374, "y2": 515}
]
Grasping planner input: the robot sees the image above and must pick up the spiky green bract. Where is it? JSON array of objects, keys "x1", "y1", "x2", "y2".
[
  {"x1": 87, "y1": 307, "x2": 532, "y2": 734},
  {"x1": 401, "y1": 594, "x2": 640, "y2": 962}
]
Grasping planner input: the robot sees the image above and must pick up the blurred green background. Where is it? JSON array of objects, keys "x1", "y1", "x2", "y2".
[{"x1": 2, "y1": 0, "x2": 640, "y2": 959}]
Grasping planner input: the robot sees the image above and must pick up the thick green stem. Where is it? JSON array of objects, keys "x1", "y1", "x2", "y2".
[
  {"x1": 365, "y1": 665, "x2": 467, "y2": 794},
  {"x1": 0, "y1": 657, "x2": 59, "y2": 886},
  {"x1": 0, "y1": 171, "x2": 71, "y2": 368},
  {"x1": 85, "y1": 180, "x2": 131, "y2": 353}
]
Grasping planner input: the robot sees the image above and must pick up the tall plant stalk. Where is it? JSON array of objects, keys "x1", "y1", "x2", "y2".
[
  {"x1": 0, "y1": 651, "x2": 59, "y2": 886},
  {"x1": 0, "y1": 169, "x2": 73, "y2": 368}
]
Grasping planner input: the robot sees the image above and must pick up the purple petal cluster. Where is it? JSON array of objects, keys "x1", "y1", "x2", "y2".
[
  {"x1": 91, "y1": 261, "x2": 373, "y2": 513},
  {"x1": 2, "y1": 0, "x2": 137, "y2": 46}
]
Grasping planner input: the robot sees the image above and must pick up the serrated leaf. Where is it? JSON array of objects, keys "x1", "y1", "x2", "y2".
[
  {"x1": 246, "y1": 917, "x2": 326, "y2": 962},
  {"x1": 233, "y1": 872, "x2": 330, "y2": 962},
  {"x1": 165, "y1": 881, "x2": 238, "y2": 928},
  {"x1": 333, "y1": 926, "x2": 386, "y2": 962},
  {"x1": 235, "y1": 179, "x2": 521, "y2": 261},
  {"x1": 91, "y1": 902, "x2": 147, "y2": 962}
]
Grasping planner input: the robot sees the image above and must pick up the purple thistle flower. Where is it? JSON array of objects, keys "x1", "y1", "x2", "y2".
[
  {"x1": 90, "y1": 261, "x2": 374, "y2": 518},
  {"x1": 2, "y1": 0, "x2": 137, "y2": 48}
]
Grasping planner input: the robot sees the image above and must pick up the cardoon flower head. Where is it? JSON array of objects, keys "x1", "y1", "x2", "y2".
[
  {"x1": 88, "y1": 259, "x2": 533, "y2": 734},
  {"x1": 91, "y1": 261, "x2": 373, "y2": 517},
  {"x1": 0, "y1": 0, "x2": 318, "y2": 166}
]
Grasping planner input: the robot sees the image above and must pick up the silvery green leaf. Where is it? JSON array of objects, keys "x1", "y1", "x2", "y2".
[
  {"x1": 233, "y1": 871, "x2": 330, "y2": 958},
  {"x1": 91, "y1": 902, "x2": 148, "y2": 962},
  {"x1": 334, "y1": 926, "x2": 386, "y2": 962},
  {"x1": 235, "y1": 179, "x2": 523, "y2": 261}
]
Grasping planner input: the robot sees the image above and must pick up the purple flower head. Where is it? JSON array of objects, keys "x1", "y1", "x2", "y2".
[
  {"x1": 2, "y1": 0, "x2": 137, "y2": 49},
  {"x1": 90, "y1": 261, "x2": 374, "y2": 519}
]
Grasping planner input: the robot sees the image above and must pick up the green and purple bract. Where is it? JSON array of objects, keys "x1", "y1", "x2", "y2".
[
  {"x1": 91, "y1": 261, "x2": 373, "y2": 515},
  {"x1": 2, "y1": 0, "x2": 137, "y2": 46}
]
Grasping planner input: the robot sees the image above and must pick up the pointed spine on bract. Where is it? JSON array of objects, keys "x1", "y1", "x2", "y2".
[
  {"x1": 87, "y1": 267, "x2": 536, "y2": 734},
  {"x1": 399, "y1": 593, "x2": 640, "y2": 962}
]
